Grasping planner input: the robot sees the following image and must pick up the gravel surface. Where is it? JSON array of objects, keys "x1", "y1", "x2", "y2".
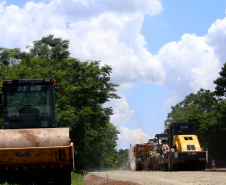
[
  {"x1": 86, "y1": 170, "x2": 226, "y2": 185},
  {"x1": 84, "y1": 174, "x2": 141, "y2": 185}
]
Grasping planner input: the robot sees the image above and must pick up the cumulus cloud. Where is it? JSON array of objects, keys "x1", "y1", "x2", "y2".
[
  {"x1": 0, "y1": 0, "x2": 165, "y2": 85},
  {"x1": 0, "y1": 1, "x2": 67, "y2": 48},
  {"x1": 106, "y1": 97, "x2": 135, "y2": 126},
  {"x1": 155, "y1": 34, "x2": 220, "y2": 110},
  {"x1": 156, "y1": 17, "x2": 226, "y2": 111},
  {"x1": 117, "y1": 126, "x2": 151, "y2": 149},
  {"x1": 206, "y1": 17, "x2": 226, "y2": 64},
  {"x1": 68, "y1": 13, "x2": 166, "y2": 84}
]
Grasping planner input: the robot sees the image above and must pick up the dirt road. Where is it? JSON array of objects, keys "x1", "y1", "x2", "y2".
[{"x1": 85, "y1": 170, "x2": 226, "y2": 185}]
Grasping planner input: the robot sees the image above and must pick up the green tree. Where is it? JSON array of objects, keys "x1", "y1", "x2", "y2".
[
  {"x1": 0, "y1": 35, "x2": 121, "y2": 170},
  {"x1": 28, "y1": 34, "x2": 70, "y2": 61},
  {"x1": 165, "y1": 89, "x2": 218, "y2": 129},
  {"x1": 214, "y1": 62, "x2": 226, "y2": 96},
  {"x1": 0, "y1": 47, "x2": 22, "y2": 67},
  {"x1": 115, "y1": 149, "x2": 129, "y2": 169}
]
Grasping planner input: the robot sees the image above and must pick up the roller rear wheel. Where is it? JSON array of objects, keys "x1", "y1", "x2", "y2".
[
  {"x1": 136, "y1": 157, "x2": 143, "y2": 171},
  {"x1": 54, "y1": 166, "x2": 71, "y2": 185}
]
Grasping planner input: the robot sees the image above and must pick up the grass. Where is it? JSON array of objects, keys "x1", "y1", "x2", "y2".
[{"x1": 71, "y1": 172, "x2": 84, "y2": 185}]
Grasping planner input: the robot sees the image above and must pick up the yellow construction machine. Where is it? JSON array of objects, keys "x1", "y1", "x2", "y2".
[
  {"x1": 167, "y1": 122, "x2": 208, "y2": 171},
  {"x1": 0, "y1": 79, "x2": 74, "y2": 184}
]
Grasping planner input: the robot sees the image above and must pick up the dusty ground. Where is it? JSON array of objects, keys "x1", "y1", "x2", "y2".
[
  {"x1": 84, "y1": 170, "x2": 226, "y2": 185},
  {"x1": 84, "y1": 174, "x2": 141, "y2": 185}
]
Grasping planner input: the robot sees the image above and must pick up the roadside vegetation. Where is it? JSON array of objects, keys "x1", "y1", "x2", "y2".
[{"x1": 71, "y1": 172, "x2": 84, "y2": 185}]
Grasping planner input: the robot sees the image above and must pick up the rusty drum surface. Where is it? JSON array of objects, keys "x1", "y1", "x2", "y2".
[{"x1": 0, "y1": 128, "x2": 69, "y2": 148}]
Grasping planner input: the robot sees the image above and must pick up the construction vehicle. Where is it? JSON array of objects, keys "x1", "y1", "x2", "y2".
[
  {"x1": 167, "y1": 122, "x2": 208, "y2": 171},
  {"x1": 148, "y1": 133, "x2": 169, "y2": 171},
  {"x1": 0, "y1": 79, "x2": 74, "y2": 184},
  {"x1": 131, "y1": 122, "x2": 207, "y2": 171},
  {"x1": 132, "y1": 139, "x2": 158, "y2": 171},
  {"x1": 132, "y1": 143, "x2": 145, "y2": 170}
]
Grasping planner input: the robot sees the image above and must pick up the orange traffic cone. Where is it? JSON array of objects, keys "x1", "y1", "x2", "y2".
[{"x1": 211, "y1": 158, "x2": 216, "y2": 170}]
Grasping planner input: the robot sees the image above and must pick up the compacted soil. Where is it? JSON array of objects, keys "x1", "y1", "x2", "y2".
[
  {"x1": 84, "y1": 174, "x2": 141, "y2": 185},
  {"x1": 84, "y1": 170, "x2": 226, "y2": 185}
]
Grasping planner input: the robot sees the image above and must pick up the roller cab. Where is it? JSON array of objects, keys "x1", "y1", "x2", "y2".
[
  {"x1": 167, "y1": 122, "x2": 208, "y2": 171},
  {"x1": 0, "y1": 79, "x2": 74, "y2": 184},
  {"x1": 2, "y1": 79, "x2": 56, "y2": 129}
]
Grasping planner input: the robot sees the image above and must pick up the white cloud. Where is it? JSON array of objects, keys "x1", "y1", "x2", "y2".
[
  {"x1": 206, "y1": 17, "x2": 226, "y2": 64},
  {"x1": 155, "y1": 34, "x2": 220, "y2": 110},
  {"x1": 0, "y1": 1, "x2": 67, "y2": 49},
  {"x1": 107, "y1": 97, "x2": 135, "y2": 126},
  {"x1": 67, "y1": 13, "x2": 166, "y2": 84},
  {"x1": 0, "y1": 0, "x2": 165, "y2": 85},
  {"x1": 117, "y1": 126, "x2": 151, "y2": 149}
]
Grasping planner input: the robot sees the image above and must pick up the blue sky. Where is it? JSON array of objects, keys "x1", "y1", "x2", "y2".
[{"x1": 1, "y1": 0, "x2": 226, "y2": 149}]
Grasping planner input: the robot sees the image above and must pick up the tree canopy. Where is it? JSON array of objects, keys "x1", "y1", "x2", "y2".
[
  {"x1": 0, "y1": 35, "x2": 122, "y2": 170},
  {"x1": 214, "y1": 63, "x2": 226, "y2": 96}
]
